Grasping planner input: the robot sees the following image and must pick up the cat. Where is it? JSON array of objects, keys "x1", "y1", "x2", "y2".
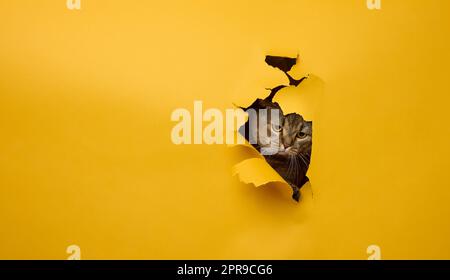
[
  {"x1": 239, "y1": 87, "x2": 312, "y2": 202},
  {"x1": 265, "y1": 113, "x2": 312, "y2": 202}
]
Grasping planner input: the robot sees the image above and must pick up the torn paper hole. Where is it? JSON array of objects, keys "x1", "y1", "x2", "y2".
[{"x1": 228, "y1": 109, "x2": 290, "y2": 189}]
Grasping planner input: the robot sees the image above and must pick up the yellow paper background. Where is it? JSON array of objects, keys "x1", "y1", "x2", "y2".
[{"x1": 1, "y1": 0, "x2": 450, "y2": 259}]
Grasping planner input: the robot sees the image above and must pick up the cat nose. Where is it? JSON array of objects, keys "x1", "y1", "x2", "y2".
[
  {"x1": 283, "y1": 141, "x2": 292, "y2": 148},
  {"x1": 279, "y1": 143, "x2": 285, "y2": 151}
]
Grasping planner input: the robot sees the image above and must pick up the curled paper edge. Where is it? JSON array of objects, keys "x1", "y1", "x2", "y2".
[
  {"x1": 228, "y1": 112, "x2": 290, "y2": 188},
  {"x1": 232, "y1": 153, "x2": 290, "y2": 188}
]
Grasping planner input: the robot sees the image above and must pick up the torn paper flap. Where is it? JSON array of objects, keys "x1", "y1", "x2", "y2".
[{"x1": 232, "y1": 158, "x2": 289, "y2": 188}]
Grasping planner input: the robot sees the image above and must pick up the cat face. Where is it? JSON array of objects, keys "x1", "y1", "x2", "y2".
[
  {"x1": 240, "y1": 100, "x2": 312, "y2": 157},
  {"x1": 281, "y1": 113, "x2": 312, "y2": 156}
]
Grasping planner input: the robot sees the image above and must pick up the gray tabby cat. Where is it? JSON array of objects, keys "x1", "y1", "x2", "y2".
[{"x1": 239, "y1": 87, "x2": 312, "y2": 202}]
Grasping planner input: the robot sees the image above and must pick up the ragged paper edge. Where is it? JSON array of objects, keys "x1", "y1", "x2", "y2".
[
  {"x1": 232, "y1": 157, "x2": 289, "y2": 188},
  {"x1": 228, "y1": 120, "x2": 290, "y2": 188}
]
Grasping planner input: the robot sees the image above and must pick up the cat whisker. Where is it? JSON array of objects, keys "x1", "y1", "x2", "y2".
[
  {"x1": 287, "y1": 154, "x2": 295, "y2": 175},
  {"x1": 298, "y1": 154, "x2": 308, "y2": 166},
  {"x1": 299, "y1": 153, "x2": 310, "y2": 165},
  {"x1": 294, "y1": 156, "x2": 300, "y2": 177},
  {"x1": 290, "y1": 155, "x2": 298, "y2": 177}
]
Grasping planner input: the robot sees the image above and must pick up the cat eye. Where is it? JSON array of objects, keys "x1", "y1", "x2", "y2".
[
  {"x1": 297, "y1": 132, "x2": 307, "y2": 139},
  {"x1": 271, "y1": 123, "x2": 283, "y2": 132}
]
